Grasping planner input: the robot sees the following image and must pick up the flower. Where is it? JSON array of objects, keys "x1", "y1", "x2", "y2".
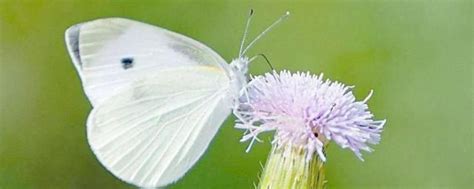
[{"x1": 234, "y1": 70, "x2": 386, "y2": 161}]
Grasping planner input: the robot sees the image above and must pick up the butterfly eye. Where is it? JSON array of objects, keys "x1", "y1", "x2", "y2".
[{"x1": 121, "y1": 57, "x2": 134, "y2": 69}]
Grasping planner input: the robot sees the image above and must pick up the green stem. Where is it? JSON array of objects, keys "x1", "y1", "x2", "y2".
[{"x1": 257, "y1": 143, "x2": 326, "y2": 189}]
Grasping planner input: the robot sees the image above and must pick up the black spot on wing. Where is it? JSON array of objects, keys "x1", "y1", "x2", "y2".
[{"x1": 121, "y1": 57, "x2": 134, "y2": 69}]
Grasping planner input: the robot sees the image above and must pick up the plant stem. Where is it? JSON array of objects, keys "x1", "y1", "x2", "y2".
[{"x1": 257, "y1": 143, "x2": 326, "y2": 189}]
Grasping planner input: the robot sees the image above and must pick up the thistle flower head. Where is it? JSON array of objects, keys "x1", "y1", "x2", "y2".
[{"x1": 234, "y1": 71, "x2": 386, "y2": 161}]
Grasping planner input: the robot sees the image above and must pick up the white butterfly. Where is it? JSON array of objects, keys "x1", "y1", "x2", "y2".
[{"x1": 65, "y1": 11, "x2": 289, "y2": 188}]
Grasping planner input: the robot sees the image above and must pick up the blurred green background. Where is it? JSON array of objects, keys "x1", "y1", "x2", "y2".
[{"x1": 0, "y1": 0, "x2": 472, "y2": 188}]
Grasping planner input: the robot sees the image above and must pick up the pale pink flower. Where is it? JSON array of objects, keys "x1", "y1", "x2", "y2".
[{"x1": 234, "y1": 70, "x2": 386, "y2": 161}]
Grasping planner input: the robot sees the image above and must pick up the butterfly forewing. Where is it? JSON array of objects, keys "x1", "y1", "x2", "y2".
[{"x1": 65, "y1": 18, "x2": 229, "y2": 106}]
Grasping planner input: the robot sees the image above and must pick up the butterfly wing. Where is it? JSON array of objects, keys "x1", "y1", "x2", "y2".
[
  {"x1": 65, "y1": 17, "x2": 229, "y2": 106},
  {"x1": 66, "y1": 18, "x2": 238, "y2": 187},
  {"x1": 87, "y1": 66, "x2": 232, "y2": 187}
]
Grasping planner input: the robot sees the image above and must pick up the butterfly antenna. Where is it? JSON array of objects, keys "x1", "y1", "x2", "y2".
[
  {"x1": 239, "y1": 9, "x2": 254, "y2": 57},
  {"x1": 241, "y1": 11, "x2": 290, "y2": 55}
]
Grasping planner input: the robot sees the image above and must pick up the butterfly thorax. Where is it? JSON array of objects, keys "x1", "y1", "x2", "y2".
[{"x1": 228, "y1": 57, "x2": 250, "y2": 103}]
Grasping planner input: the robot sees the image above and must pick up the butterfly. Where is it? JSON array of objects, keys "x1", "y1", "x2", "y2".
[{"x1": 65, "y1": 10, "x2": 289, "y2": 188}]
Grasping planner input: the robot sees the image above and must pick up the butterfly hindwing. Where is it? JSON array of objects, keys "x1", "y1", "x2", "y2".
[{"x1": 87, "y1": 66, "x2": 232, "y2": 187}]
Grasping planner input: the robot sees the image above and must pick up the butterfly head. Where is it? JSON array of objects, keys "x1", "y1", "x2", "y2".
[{"x1": 230, "y1": 56, "x2": 250, "y2": 75}]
